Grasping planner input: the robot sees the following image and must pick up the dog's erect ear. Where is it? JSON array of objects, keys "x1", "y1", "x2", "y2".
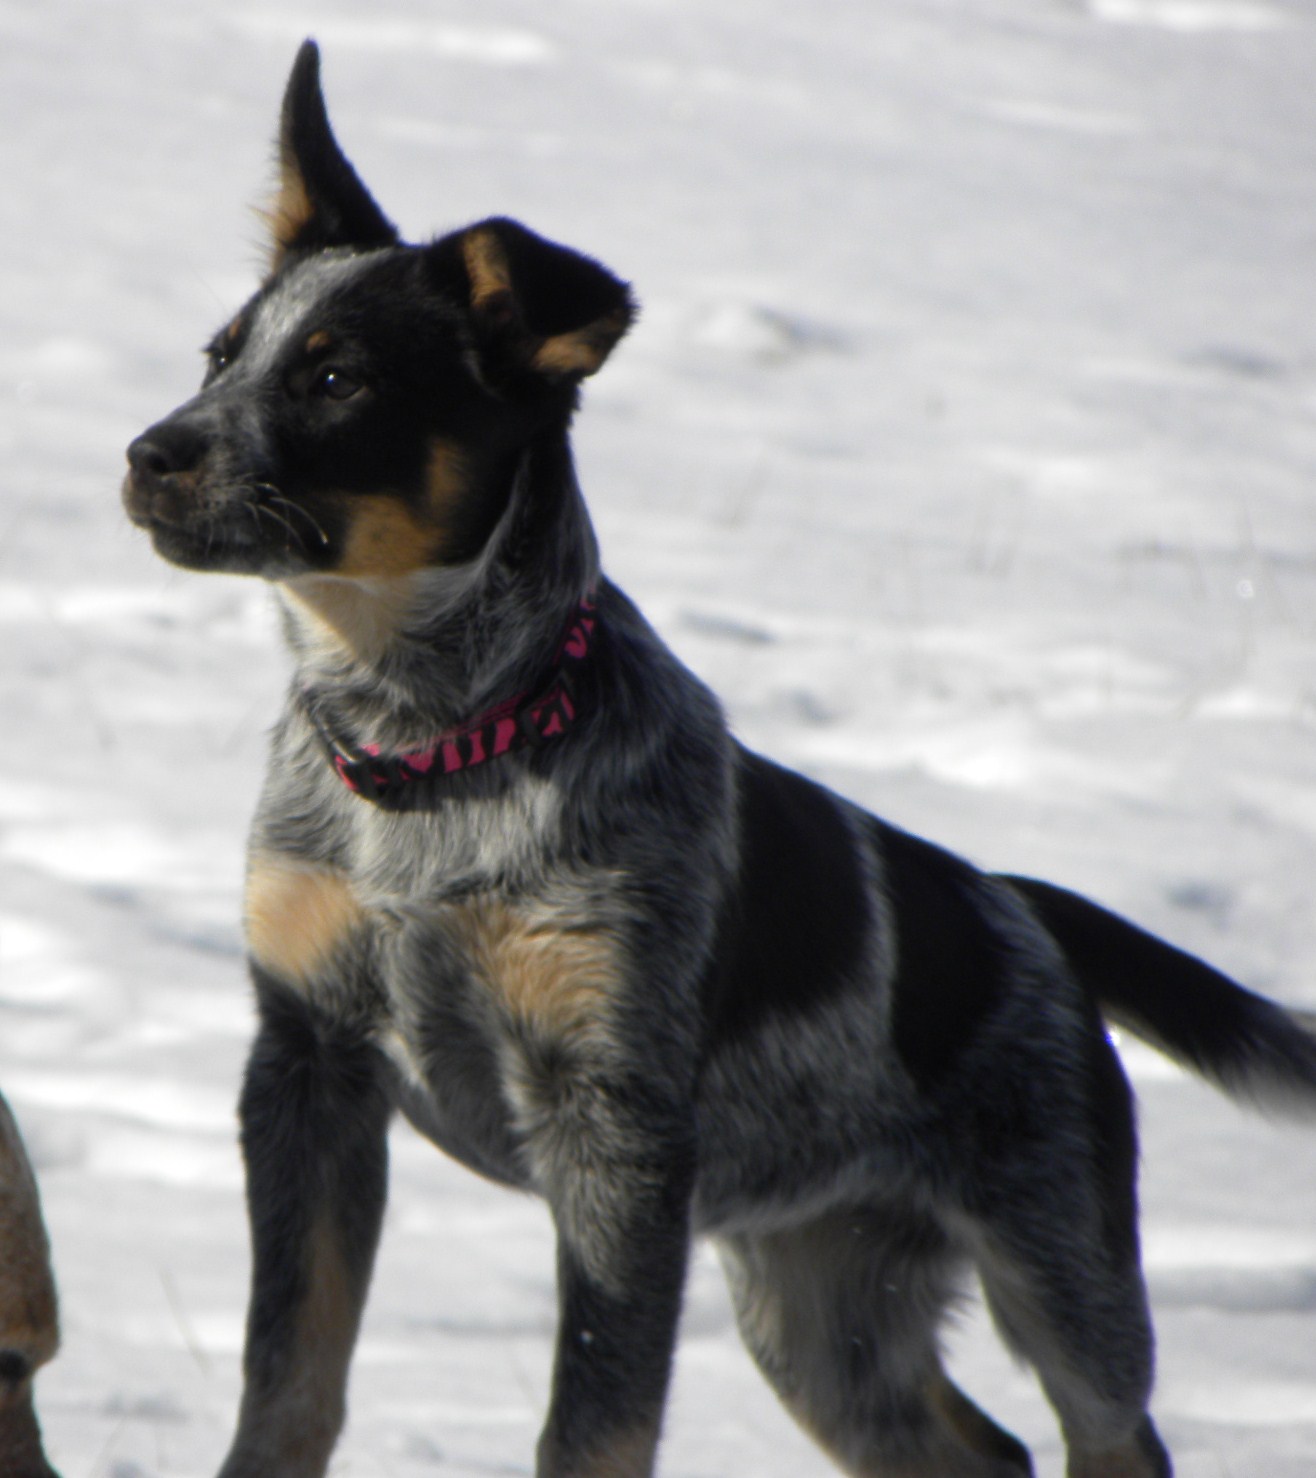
[
  {"x1": 435, "y1": 218, "x2": 635, "y2": 386},
  {"x1": 265, "y1": 40, "x2": 398, "y2": 269}
]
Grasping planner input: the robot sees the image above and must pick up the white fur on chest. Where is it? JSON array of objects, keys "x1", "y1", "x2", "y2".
[{"x1": 347, "y1": 769, "x2": 567, "y2": 902}]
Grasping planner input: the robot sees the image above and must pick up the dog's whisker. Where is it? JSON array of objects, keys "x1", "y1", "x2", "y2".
[
  {"x1": 251, "y1": 497, "x2": 301, "y2": 548},
  {"x1": 251, "y1": 486, "x2": 330, "y2": 547}
]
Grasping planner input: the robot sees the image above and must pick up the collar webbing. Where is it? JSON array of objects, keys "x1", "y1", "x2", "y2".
[{"x1": 302, "y1": 591, "x2": 598, "y2": 803}]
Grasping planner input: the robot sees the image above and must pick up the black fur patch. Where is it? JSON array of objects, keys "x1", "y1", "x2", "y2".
[
  {"x1": 879, "y1": 825, "x2": 1010, "y2": 1091},
  {"x1": 707, "y1": 750, "x2": 869, "y2": 1043}
]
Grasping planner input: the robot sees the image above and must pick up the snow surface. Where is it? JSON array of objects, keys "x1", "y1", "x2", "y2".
[{"x1": 3, "y1": 0, "x2": 1316, "y2": 1473}]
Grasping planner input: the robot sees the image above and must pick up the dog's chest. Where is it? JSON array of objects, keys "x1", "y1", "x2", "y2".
[{"x1": 243, "y1": 797, "x2": 630, "y2": 1183}]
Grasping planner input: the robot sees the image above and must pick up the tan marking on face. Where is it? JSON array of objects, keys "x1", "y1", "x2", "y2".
[
  {"x1": 422, "y1": 438, "x2": 471, "y2": 525},
  {"x1": 453, "y1": 898, "x2": 620, "y2": 1044},
  {"x1": 245, "y1": 853, "x2": 364, "y2": 986},
  {"x1": 330, "y1": 441, "x2": 471, "y2": 581},
  {"x1": 0, "y1": 1097, "x2": 59, "y2": 1381},
  {"x1": 334, "y1": 494, "x2": 445, "y2": 579},
  {"x1": 304, "y1": 329, "x2": 332, "y2": 355}
]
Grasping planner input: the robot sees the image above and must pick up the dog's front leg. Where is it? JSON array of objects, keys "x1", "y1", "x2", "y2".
[
  {"x1": 218, "y1": 978, "x2": 391, "y2": 1478},
  {"x1": 529, "y1": 1084, "x2": 696, "y2": 1478}
]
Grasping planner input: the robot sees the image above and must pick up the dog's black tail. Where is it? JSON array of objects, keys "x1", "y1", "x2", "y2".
[{"x1": 1004, "y1": 875, "x2": 1316, "y2": 1117}]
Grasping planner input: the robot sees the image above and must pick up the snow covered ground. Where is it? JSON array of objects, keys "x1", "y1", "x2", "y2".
[{"x1": 3, "y1": 0, "x2": 1316, "y2": 1472}]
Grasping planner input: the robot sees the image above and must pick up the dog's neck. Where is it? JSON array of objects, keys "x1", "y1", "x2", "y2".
[{"x1": 275, "y1": 437, "x2": 600, "y2": 755}]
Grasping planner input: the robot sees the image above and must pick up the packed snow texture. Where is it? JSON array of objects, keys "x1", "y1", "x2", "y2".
[{"x1": 2, "y1": 0, "x2": 1316, "y2": 1473}]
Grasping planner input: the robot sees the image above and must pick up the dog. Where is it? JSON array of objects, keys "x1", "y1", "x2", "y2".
[
  {"x1": 0, "y1": 1093, "x2": 60, "y2": 1478},
  {"x1": 122, "y1": 41, "x2": 1316, "y2": 1478}
]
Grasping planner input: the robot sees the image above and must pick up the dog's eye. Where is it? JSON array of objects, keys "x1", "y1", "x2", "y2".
[{"x1": 311, "y1": 366, "x2": 364, "y2": 402}]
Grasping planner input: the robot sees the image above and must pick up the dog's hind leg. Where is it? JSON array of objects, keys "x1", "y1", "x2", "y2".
[
  {"x1": 970, "y1": 1219, "x2": 1170, "y2": 1478},
  {"x1": 973, "y1": 1234, "x2": 1169, "y2": 1478},
  {"x1": 965, "y1": 1033, "x2": 1171, "y2": 1478},
  {"x1": 718, "y1": 1209, "x2": 1033, "y2": 1477},
  {"x1": 217, "y1": 980, "x2": 392, "y2": 1478}
]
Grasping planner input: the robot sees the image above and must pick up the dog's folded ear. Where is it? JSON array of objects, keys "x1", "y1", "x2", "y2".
[
  {"x1": 434, "y1": 218, "x2": 636, "y2": 388},
  {"x1": 265, "y1": 40, "x2": 399, "y2": 269}
]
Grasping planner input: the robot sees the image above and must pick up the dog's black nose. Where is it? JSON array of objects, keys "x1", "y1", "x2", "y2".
[
  {"x1": 127, "y1": 418, "x2": 208, "y2": 479},
  {"x1": 126, "y1": 436, "x2": 174, "y2": 479}
]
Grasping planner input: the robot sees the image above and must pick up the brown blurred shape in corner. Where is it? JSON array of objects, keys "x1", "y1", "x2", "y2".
[{"x1": 0, "y1": 1094, "x2": 59, "y2": 1478}]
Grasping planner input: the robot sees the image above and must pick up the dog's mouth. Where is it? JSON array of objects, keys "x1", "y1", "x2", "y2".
[{"x1": 122, "y1": 471, "x2": 329, "y2": 575}]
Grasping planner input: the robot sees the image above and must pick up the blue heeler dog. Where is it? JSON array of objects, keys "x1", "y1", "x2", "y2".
[{"x1": 123, "y1": 41, "x2": 1316, "y2": 1478}]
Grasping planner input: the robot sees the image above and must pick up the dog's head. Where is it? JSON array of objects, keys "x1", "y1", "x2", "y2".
[{"x1": 123, "y1": 41, "x2": 634, "y2": 581}]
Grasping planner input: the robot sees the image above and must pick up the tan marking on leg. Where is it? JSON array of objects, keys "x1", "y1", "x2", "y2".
[
  {"x1": 572, "y1": 1420, "x2": 661, "y2": 1477},
  {"x1": 453, "y1": 898, "x2": 619, "y2": 1043},
  {"x1": 721, "y1": 1223, "x2": 1030, "y2": 1478},
  {"x1": 0, "y1": 1098, "x2": 58, "y2": 1375},
  {"x1": 1067, "y1": 1440, "x2": 1162, "y2": 1478},
  {"x1": 778, "y1": 1386, "x2": 1030, "y2": 1478},
  {"x1": 228, "y1": 1215, "x2": 360, "y2": 1477},
  {"x1": 930, "y1": 1375, "x2": 1032, "y2": 1472},
  {"x1": 245, "y1": 854, "x2": 364, "y2": 987},
  {"x1": 454, "y1": 898, "x2": 633, "y2": 1291}
]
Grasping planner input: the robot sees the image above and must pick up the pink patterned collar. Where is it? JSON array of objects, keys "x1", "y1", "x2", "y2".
[{"x1": 303, "y1": 591, "x2": 598, "y2": 803}]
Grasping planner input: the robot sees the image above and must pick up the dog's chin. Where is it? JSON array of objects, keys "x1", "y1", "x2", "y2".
[
  {"x1": 123, "y1": 477, "x2": 315, "y2": 577},
  {"x1": 132, "y1": 508, "x2": 307, "y2": 577},
  {"x1": 145, "y1": 520, "x2": 269, "y2": 574}
]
